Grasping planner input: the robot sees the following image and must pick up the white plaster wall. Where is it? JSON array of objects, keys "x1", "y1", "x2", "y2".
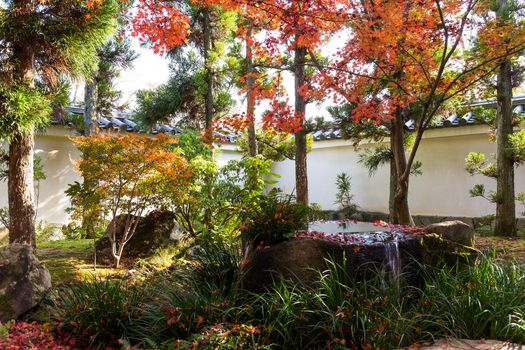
[
  {"x1": 0, "y1": 130, "x2": 244, "y2": 226},
  {"x1": 271, "y1": 125, "x2": 525, "y2": 218},
  {"x1": 0, "y1": 126, "x2": 82, "y2": 225},
  {"x1": 1, "y1": 124, "x2": 523, "y2": 226}
]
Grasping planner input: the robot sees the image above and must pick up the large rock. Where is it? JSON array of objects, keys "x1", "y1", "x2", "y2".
[
  {"x1": 422, "y1": 221, "x2": 476, "y2": 266},
  {"x1": 0, "y1": 244, "x2": 51, "y2": 322},
  {"x1": 242, "y1": 236, "x2": 422, "y2": 292},
  {"x1": 96, "y1": 210, "x2": 180, "y2": 264},
  {"x1": 426, "y1": 220, "x2": 474, "y2": 246}
]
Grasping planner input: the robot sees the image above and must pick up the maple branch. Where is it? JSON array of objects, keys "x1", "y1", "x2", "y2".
[
  {"x1": 303, "y1": 62, "x2": 384, "y2": 81},
  {"x1": 396, "y1": 45, "x2": 432, "y2": 86},
  {"x1": 231, "y1": 0, "x2": 350, "y2": 25}
]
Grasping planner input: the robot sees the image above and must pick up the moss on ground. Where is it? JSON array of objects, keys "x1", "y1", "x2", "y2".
[
  {"x1": 475, "y1": 233, "x2": 525, "y2": 263},
  {"x1": 36, "y1": 240, "x2": 124, "y2": 283}
]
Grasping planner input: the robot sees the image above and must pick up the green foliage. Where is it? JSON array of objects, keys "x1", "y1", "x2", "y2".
[
  {"x1": 134, "y1": 1, "x2": 240, "y2": 130},
  {"x1": 516, "y1": 192, "x2": 525, "y2": 216},
  {"x1": 509, "y1": 129, "x2": 525, "y2": 165},
  {"x1": 469, "y1": 183, "x2": 498, "y2": 203},
  {"x1": 167, "y1": 132, "x2": 277, "y2": 238},
  {"x1": 188, "y1": 238, "x2": 242, "y2": 296},
  {"x1": 33, "y1": 154, "x2": 46, "y2": 182},
  {"x1": 35, "y1": 221, "x2": 60, "y2": 243},
  {"x1": 0, "y1": 84, "x2": 51, "y2": 140},
  {"x1": 168, "y1": 323, "x2": 272, "y2": 350},
  {"x1": 465, "y1": 152, "x2": 498, "y2": 178},
  {"x1": 172, "y1": 129, "x2": 212, "y2": 161},
  {"x1": 44, "y1": 248, "x2": 525, "y2": 349},
  {"x1": 238, "y1": 260, "x2": 423, "y2": 349},
  {"x1": 358, "y1": 145, "x2": 391, "y2": 176},
  {"x1": 471, "y1": 106, "x2": 497, "y2": 124},
  {"x1": 334, "y1": 172, "x2": 359, "y2": 218},
  {"x1": 237, "y1": 130, "x2": 313, "y2": 161},
  {"x1": 240, "y1": 190, "x2": 318, "y2": 247},
  {"x1": 64, "y1": 180, "x2": 107, "y2": 239},
  {"x1": 49, "y1": 279, "x2": 143, "y2": 349},
  {"x1": 94, "y1": 37, "x2": 138, "y2": 117}
]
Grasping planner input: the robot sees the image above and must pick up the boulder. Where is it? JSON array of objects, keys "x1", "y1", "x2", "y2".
[
  {"x1": 0, "y1": 244, "x2": 51, "y2": 322},
  {"x1": 426, "y1": 220, "x2": 474, "y2": 246},
  {"x1": 242, "y1": 236, "x2": 422, "y2": 292},
  {"x1": 96, "y1": 210, "x2": 180, "y2": 264}
]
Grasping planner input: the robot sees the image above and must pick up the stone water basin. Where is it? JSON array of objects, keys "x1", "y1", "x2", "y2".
[{"x1": 243, "y1": 220, "x2": 425, "y2": 291}]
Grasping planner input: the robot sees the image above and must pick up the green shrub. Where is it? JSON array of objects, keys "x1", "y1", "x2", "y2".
[
  {"x1": 48, "y1": 279, "x2": 143, "y2": 349},
  {"x1": 240, "y1": 190, "x2": 320, "y2": 248}
]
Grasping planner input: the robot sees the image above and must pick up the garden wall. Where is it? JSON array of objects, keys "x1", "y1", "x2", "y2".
[
  {"x1": 0, "y1": 123, "x2": 523, "y2": 228},
  {"x1": 271, "y1": 124, "x2": 525, "y2": 218}
]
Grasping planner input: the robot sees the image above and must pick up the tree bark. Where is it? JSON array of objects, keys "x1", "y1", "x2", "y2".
[
  {"x1": 388, "y1": 140, "x2": 398, "y2": 223},
  {"x1": 8, "y1": 40, "x2": 36, "y2": 247},
  {"x1": 84, "y1": 79, "x2": 98, "y2": 136},
  {"x1": 8, "y1": 131, "x2": 36, "y2": 247},
  {"x1": 246, "y1": 24, "x2": 257, "y2": 157},
  {"x1": 203, "y1": 8, "x2": 214, "y2": 141},
  {"x1": 391, "y1": 114, "x2": 413, "y2": 224},
  {"x1": 494, "y1": 56, "x2": 516, "y2": 236},
  {"x1": 294, "y1": 45, "x2": 308, "y2": 205}
]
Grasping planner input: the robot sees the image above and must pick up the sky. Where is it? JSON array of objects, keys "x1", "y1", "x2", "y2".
[
  {"x1": 114, "y1": 36, "x2": 337, "y2": 119},
  {"x1": 115, "y1": 38, "x2": 171, "y2": 108}
]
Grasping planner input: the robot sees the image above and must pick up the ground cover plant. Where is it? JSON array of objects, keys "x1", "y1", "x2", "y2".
[{"x1": 3, "y1": 238, "x2": 521, "y2": 350}]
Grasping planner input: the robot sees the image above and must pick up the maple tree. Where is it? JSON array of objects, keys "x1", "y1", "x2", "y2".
[
  {"x1": 72, "y1": 134, "x2": 192, "y2": 267},
  {"x1": 132, "y1": 0, "x2": 348, "y2": 205},
  {"x1": 320, "y1": 0, "x2": 525, "y2": 224}
]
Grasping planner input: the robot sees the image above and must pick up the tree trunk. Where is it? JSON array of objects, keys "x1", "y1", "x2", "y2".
[
  {"x1": 294, "y1": 45, "x2": 308, "y2": 205},
  {"x1": 494, "y1": 56, "x2": 516, "y2": 236},
  {"x1": 82, "y1": 79, "x2": 100, "y2": 238},
  {"x1": 246, "y1": 24, "x2": 257, "y2": 157},
  {"x1": 84, "y1": 79, "x2": 97, "y2": 136},
  {"x1": 8, "y1": 41, "x2": 36, "y2": 247},
  {"x1": 391, "y1": 114, "x2": 413, "y2": 224},
  {"x1": 203, "y1": 8, "x2": 214, "y2": 142},
  {"x1": 8, "y1": 131, "x2": 36, "y2": 247},
  {"x1": 388, "y1": 141, "x2": 398, "y2": 223}
]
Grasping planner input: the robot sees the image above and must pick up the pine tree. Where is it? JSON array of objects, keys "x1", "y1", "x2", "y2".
[{"x1": 0, "y1": 0, "x2": 118, "y2": 247}]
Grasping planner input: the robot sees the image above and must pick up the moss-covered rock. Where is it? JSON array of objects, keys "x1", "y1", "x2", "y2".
[
  {"x1": 0, "y1": 244, "x2": 51, "y2": 322},
  {"x1": 95, "y1": 210, "x2": 180, "y2": 265}
]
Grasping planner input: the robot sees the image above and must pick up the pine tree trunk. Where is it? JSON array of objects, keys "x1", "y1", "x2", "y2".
[
  {"x1": 9, "y1": 41, "x2": 36, "y2": 247},
  {"x1": 203, "y1": 8, "x2": 214, "y2": 141},
  {"x1": 494, "y1": 57, "x2": 516, "y2": 236},
  {"x1": 294, "y1": 45, "x2": 308, "y2": 205},
  {"x1": 8, "y1": 131, "x2": 36, "y2": 247},
  {"x1": 84, "y1": 79, "x2": 97, "y2": 136},
  {"x1": 246, "y1": 24, "x2": 257, "y2": 158},
  {"x1": 391, "y1": 115, "x2": 413, "y2": 225}
]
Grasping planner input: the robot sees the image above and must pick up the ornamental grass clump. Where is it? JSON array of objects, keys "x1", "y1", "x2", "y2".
[
  {"x1": 48, "y1": 278, "x2": 143, "y2": 349},
  {"x1": 419, "y1": 255, "x2": 525, "y2": 342},
  {"x1": 129, "y1": 241, "x2": 242, "y2": 346}
]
